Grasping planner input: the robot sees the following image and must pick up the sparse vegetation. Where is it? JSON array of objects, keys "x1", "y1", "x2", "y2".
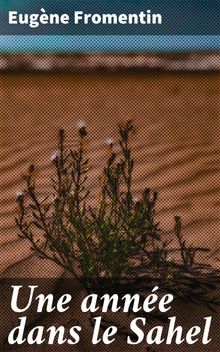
[{"x1": 16, "y1": 121, "x2": 220, "y2": 309}]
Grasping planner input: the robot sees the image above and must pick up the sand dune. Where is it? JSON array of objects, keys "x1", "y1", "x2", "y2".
[{"x1": 0, "y1": 70, "x2": 219, "y2": 350}]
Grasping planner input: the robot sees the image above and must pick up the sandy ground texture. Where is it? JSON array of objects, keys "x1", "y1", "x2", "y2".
[{"x1": 0, "y1": 70, "x2": 219, "y2": 351}]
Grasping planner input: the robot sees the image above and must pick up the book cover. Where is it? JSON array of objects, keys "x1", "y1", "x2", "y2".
[{"x1": 0, "y1": 1, "x2": 219, "y2": 351}]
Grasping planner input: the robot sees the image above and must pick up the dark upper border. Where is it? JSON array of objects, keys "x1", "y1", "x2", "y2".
[{"x1": 0, "y1": 52, "x2": 219, "y2": 72}]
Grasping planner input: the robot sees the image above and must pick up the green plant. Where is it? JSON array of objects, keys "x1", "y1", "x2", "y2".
[{"x1": 16, "y1": 121, "x2": 220, "y2": 305}]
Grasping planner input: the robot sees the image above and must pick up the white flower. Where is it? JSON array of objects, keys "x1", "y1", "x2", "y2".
[
  {"x1": 106, "y1": 138, "x2": 114, "y2": 146},
  {"x1": 52, "y1": 195, "x2": 59, "y2": 202},
  {"x1": 50, "y1": 151, "x2": 59, "y2": 162},
  {"x1": 16, "y1": 191, "x2": 23, "y2": 200},
  {"x1": 76, "y1": 120, "x2": 86, "y2": 130},
  {"x1": 16, "y1": 191, "x2": 23, "y2": 197}
]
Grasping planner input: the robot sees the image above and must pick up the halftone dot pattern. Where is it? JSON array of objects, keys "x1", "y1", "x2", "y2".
[
  {"x1": 0, "y1": 35, "x2": 220, "y2": 53},
  {"x1": 0, "y1": 37, "x2": 220, "y2": 350}
]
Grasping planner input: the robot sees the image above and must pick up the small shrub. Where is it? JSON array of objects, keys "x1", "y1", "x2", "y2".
[{"x1": 16, "y1": 121, "x2": 220, "y2": 307}]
